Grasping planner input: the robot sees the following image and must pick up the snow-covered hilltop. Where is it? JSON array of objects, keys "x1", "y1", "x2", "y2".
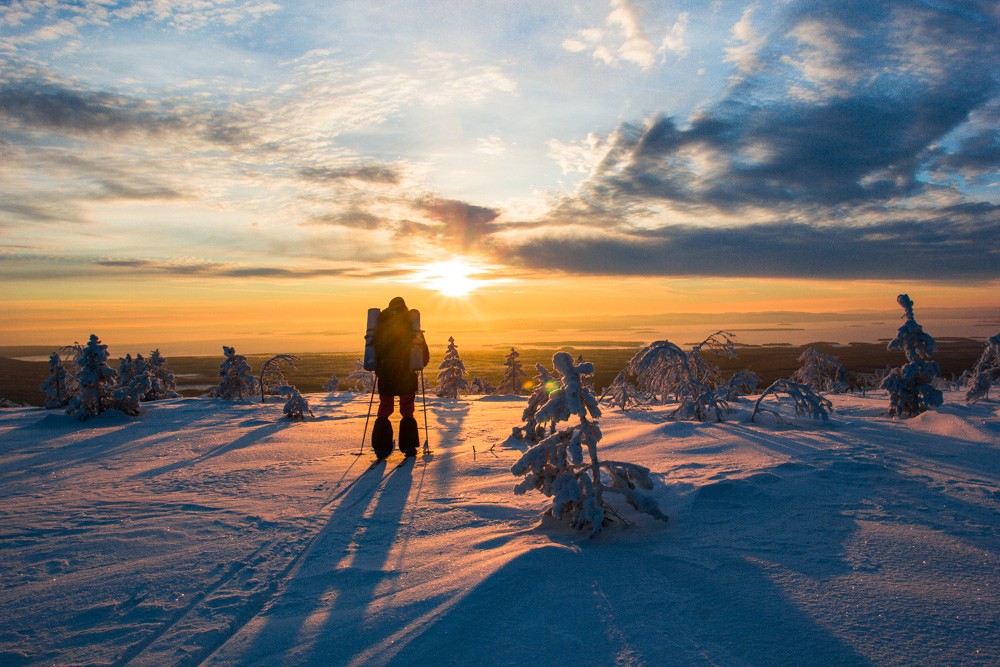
[{"x1": 1, "y1": 389, "x2": 998, "y2": 665}]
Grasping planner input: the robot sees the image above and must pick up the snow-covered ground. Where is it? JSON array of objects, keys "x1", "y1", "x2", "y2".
[{"x1": 1, "y1": 391, "x2": 998, "y2": 666}]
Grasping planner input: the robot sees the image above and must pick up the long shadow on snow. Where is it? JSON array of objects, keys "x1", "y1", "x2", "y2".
[
  {"x1": 128, "y1": 421, "x2": 289, "y2": 480},
  {"x1": 365, "y1": 533, "x2": 869, "y2": 667},
  {"x1": 225, "y1": 463, "x2": 415, "y2": 666},
  {"x1": 426, "y1": 398, "x2": 469, "y2": 494}
]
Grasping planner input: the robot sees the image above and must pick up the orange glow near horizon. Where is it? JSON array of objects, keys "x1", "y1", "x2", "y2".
[{"x1": 1, "y1": 274, "x2": 997, "y2": 356}]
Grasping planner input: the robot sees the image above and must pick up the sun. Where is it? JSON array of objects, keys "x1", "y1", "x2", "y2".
[{"x1": 416, "y1": 258, "x2": 487, "y2": 297}]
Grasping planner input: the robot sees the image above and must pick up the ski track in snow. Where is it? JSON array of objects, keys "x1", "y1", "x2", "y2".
[{"x1": 0, "y1": 391, "x2": 998, "y2": 666}]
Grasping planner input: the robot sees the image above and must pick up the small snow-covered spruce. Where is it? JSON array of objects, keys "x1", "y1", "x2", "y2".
[
  {"x1": 118, "y1": 354, "x2": 136, "y2": 387},
  {"x1": 498, "y1": 347, "x2": 528, "y2": 395},
  {"x1": 346, "y1": 359, "x2": 374, "y2": 393},
  {"x1": 880, "y1": 294, "x2": 942, "y2": 418},
  {"x1": 214, "y1": 346, "x2": 258, "y2": 400},
  {"x1": 964, "y1": 333, "x2": 1000, "y2": 403},
  {"x1": 278, "y1": 385, "x2": 313, "y2": 420},
  {"x1": 260, "y1": 354, "x2": 299, "y2": 402},
  {"x1": 510, "y1": 352, "x2": 668, "y2": 536},
  {"x1": 145, "y1": 349, "x2": 179, "y2": 400},
  {"x1": 792, "y1": 347, "x2": 848, "y2": 393},
  {"x1": 515, "y1": 363, "x2": 557, "y2": 441},
  {"x1": 436, "y1": 336, "x2": 467, "y2": 399},
  {"x1": 112, "y1": 367, "x2": 152, "y2": 417},
  {"x1": 750, "y1": 379, "x2": 833, "y2": 424},
  {"x1": 469, "y1": 376, "x2": 495, "y2": 395},
  {"x1": 67, "y1": 334, "x2": 118, "y2": 420},
  {"x1": 40, "y1": 352, "x2": 73, "y2": 409},
  {"x1": 323, "y1": 375, "x2": 340, "y2": 392}
]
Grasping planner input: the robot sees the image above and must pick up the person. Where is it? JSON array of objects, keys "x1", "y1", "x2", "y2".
[{"x1": 371, "y1": 296, "x2": 430, "y2": 459}]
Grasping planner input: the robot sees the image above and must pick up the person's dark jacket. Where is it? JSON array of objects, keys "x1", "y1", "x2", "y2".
[{"x1": 373, "y1": 299, "x2": 429, "y2": 396}]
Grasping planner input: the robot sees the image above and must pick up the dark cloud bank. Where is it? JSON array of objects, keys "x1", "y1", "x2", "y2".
[{"x1": 498, "y1": 0, "x2": 1000, "y2": 282}]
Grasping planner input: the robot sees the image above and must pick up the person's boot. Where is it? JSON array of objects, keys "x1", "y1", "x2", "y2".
[
  {"x1": 399, "y1": 416, "x2": 419, "y2": 457},
  {"x1": 372, "y1": 417, "x2": 393, "y2": 460}
]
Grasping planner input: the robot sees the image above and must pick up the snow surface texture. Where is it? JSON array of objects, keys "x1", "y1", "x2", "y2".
[{"x1": 1, "y1": 391, "x2": 998, "y2": 666}]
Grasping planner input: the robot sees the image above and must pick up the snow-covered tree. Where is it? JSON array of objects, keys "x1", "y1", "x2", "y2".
[
  {"x1": 260, "y1": 354, "x2": 299, "y2": 402},
  {"x1": 323, "y1": 375, "x2": 340, "y2": 392},
  {"x1": 719, "y1": 369, "x2": 762, "y2": 401},
  {"x1": 436, "y1": 336, "x2": 467, "y2": 399},
  {"x1": 112, "y1": 370, "x2": 152, "y2": 417},
  {"x1": 346, "y1": 359, "x2": 374, "y2": 393},
  {"x1": 612, "y1": 331, "x2": 736, "y2": 421},
  {"x1": 214, "y1": 346, "x2": 258, "y2": 400},
  {"x1": 600, "y1": 366, "x2": 651, "y2": 411},
  {"x1": 750, "y1": 379, "x2": 833, "y2": 424},
  {"x1": 145, "y1": 349, "x2": 179, "y2": 400},
  {"x1": 498, "y1": 347, "x2": 528, "y2": 395},
  {"x1": 118, "y1": 354, "x2": 136, "y2": 387},
  {"x1": 964, "y1": 333, "x2": 1000, "y2": 403},
  {"x1": 617, "y1": 331, "x2": 739, "y2": 421},
  {"x1": 469, "y1": 376, "x2": 495, "y2": 395},
  {"x1": 880, "y1": 294, "x2": 942, "y2": 418},
  {"x1": 514, "y1": 363, "x2": 558, "y2": 441},
  {"x1": 278, "y1": 385, "x2": 313, "y2": 420},
  {"x1": 67, "y1": 334, "x2": 118, "y2": 420},
  {"x1": 40, "y1": 352, "x2": 73, "y2": 409},
  {"x1": 510, "y1": 352, "x2": 668, "y2": 536},
  {"x1": 793, "y1": 347, "x2": 848, "y2": 393},
  {"x1": 576, "y1": 354, "x2": 594, "y2": 389}
]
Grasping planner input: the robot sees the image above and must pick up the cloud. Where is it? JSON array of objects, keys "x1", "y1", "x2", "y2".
[
  {"x1": 302, "y1": 209, "x2": 386, "y2": 229},
  {"x1": 411, "y1": 198, "x2": 501, "y2": 249},
  {"x1": 0, "y1": 74, "x2": 255, "y2": 146},
  {"x1": 0, "y1": 0, "x2": 281, "y2": 44},
  {"x1": 582, "y1": 0, "x2": 1000, "y2": 211},
  {"x1": 299, "y1": 164, "x2": 402, "y2": 185},
  {"x1": 563, "y1": 0, "x2": 691, "y2": 69},
  {"x1": 547, "y1": 133, "x2": 609, "y2": 175},
  {"x1": 493, "y1": 207, "x2": 1000, "y2": 280},
  {"x1": 475, "y1": 136, "x2": 507, "y2": 155}
]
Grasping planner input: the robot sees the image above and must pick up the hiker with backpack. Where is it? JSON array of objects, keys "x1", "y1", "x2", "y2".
[{"x1": 371, "y1": 297, "x2": 430, "y2": 459}]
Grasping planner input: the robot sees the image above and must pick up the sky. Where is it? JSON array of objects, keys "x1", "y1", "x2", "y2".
[{"x1": 1, "y1": 0, "x2": 999, "y2": 354}]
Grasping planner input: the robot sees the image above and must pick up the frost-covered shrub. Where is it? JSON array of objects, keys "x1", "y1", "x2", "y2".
[
  {"x1": 964, "y1": 333, "x2": 1000, "y2": 403},
  {"x1": 40, "y1": 352, "x2": 73, "y2": 409},
  {"x1": 880, "y1": 294, "x2": 942, "y2": 418},
  {"x1": 600, "y1": 366, "x2": 651, "y2": 411},
  {"x1": 498, "y1": 347, "x2": 527, "y2": 395},
  {"x1": 719, "y1": 369, "x2": 762, "y2": 401},
  {"x1": 793, "y1": 347, "x2": 848, "y2": 393},
  {"x1": 67, "y1": 334, "x2": 118, "y2": 420},
  {"x1": 612, "y1": 331, "x2": 739, "y2": 421},
  {"x1": 514, "y1": 363, "x2": 558, "y2": 441},
  {"x1": 751, "y1": 379, "x2": 833, "y2": 424},
  {"x1": 278, "y1": 385, "x2": 313, "y2": 420},
  {"x1": 214, "y1": 346, "x2": 258, "y2": 400},
  {"x1": 260, "y1": 354, "x2": 299, "y2": 402},
  {"x1": 436, "y1": 336, "x2": 467, "y2": 399},
  {"x1": 323, "y1": 375, "x2": 340, "y2": 392},
  {"x1": 510, "y1": 352, "x2": 668, "y2": 536},
  {"x1": 346, "y1": 359, "x2": 374, "y2": 393}
]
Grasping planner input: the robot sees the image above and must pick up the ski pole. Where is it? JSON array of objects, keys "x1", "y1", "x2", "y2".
[
  {"x1": 357, "y1": 373, "x2": 377, "y2": 456},
  {"x1": 420, "y1": 369, "x2": 430, "y2": 454}
]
